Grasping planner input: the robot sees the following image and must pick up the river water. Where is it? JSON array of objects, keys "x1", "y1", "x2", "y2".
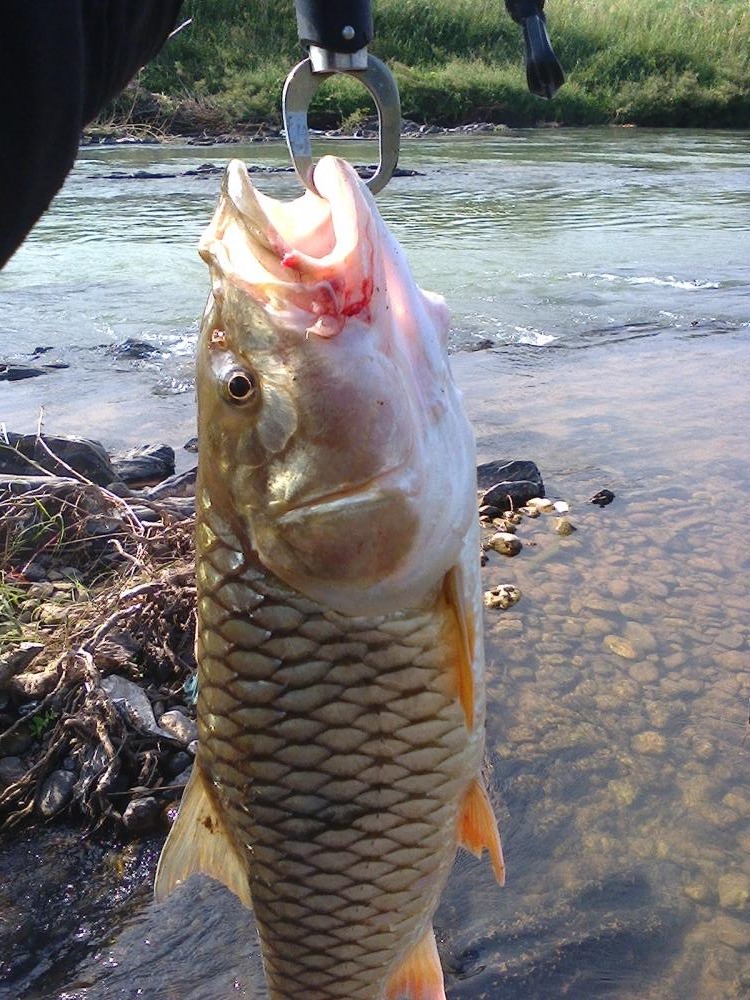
[{"x1": 1, "y1": 129, "x2": 749, "y2": 998}]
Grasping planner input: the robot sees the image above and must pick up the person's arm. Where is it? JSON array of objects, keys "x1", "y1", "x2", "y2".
[{"x1": 0, "y1": 0, "x2": 184, "y2": 267}]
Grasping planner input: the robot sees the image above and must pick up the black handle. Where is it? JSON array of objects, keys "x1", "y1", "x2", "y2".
[
  {"x1": 295, "y1": 0, "x2": 373, "y2": 53},
  {"x1": 505, "y1": 0, "x2": 565, "y2": 99}
]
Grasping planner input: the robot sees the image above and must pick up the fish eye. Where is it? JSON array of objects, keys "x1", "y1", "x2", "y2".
[{"x1": 224, "y1": 369, "x2": 257, "y2": 404}]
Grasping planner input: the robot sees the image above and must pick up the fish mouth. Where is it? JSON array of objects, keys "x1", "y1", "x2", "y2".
[
  {"x1": 199, "y1": 157, "x2": 377, "y2": 333},
  {"x1": 268, "y1": 466, "x2": 406, "y2": 523}
]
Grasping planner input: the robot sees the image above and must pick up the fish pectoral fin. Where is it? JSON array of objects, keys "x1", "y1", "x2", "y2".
[
  {"x1": 442, "y1": 565, "x2": 475, "y2": 729},
  {"x1": 458, "y1": 777, "x2": 506, "y2": 886},
  {"x1": 154, "y1": 763, "x2": 252, "y2": 908},
  {"x1": 386, "y1": 925, "x2": 446, "y2": 1000}
]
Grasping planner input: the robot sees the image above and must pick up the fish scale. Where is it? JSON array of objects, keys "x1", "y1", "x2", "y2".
[
  {"x1": 195, "y1": 491, "x2": 482, "y2": 998},
  {"x1": 197, "y1": 494, "x2": 480, "y2": 1000}
]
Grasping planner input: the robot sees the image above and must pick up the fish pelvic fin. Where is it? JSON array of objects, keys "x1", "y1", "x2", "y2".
[
  {"x1": 458, "y1": 777, "x2": 506, "y2": 886},
  {"x1": 154, "y1": 763, "x2": 252, "y2": 907},
  {"x1": 442, "y1": 565, "x2": 475, "y2": 730},
  {"x1": 386, "y1": 925, "x2": 446, "y2": 1000}
]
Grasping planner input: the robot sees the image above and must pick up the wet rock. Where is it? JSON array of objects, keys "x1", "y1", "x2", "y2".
[
  {"x1": 187, "y1": 740, "x2": 198, "y2": 756},
  {"x1": 554, "y1": 517, "x2": 577, "y2": 536},
  {"x1": 487, "y1": 532, "x2": 522, "y2": 557},
  {"x1": 0, "y1": 721, "x2": 33, "y2": 756},
  {"x1": 38, "y1": 769, "x2": 76, "y2": 817},
  {"x1": 629, "y1": 661, "x2": 660, "y2": 684},
  {"x1": 683, "y1": 880, "x2": 713, "y2": 904},
  {"x1": 0, "y1": 642, "x2": 45, "y2": 690},
  {"x1": 173, "y1": 764, "x2": 193, "y2": 787},
  {"x1": 183, "y1": 436, "x2": 199, "y2": 453},
  {"x1": 109, "y1": 338, "x2": 163, "y2": 360},
  {"x1": 0, "y1": 756, "x2": 26, "y2": 788},
  {"x1": 608, "y1": 778, "x2": 637, "y2": 807},
  {"x1": 484, "y1": 585, "x2": 521, "y2": 610},
  {"x1": 478, "y1": 503, "x2": 504, "y2": 520},
  {"x1": 623, "y1": 621, "x2": 658, "y2": 654},
  {"x1": 589, "y1": 489, "x2": 616, "y2": 507},
  {"x1": 122, "y1": 796, "x2": 162, "y2": 833},
  {"x1": 711, "y1": 914, "x2": 750, "y2": 951},
  {"x1": 631, "y1": 731, "x2": 666, "y2": 755},
  {"x1": 158, "y1": 709, "x2": 198, "y2": 746},
  {"x1": 164, "y1": 751, "x2": 193, "y2": 778},
  {"x1": 518, "y1": 504, "x2": 541, "y2": 518},
  {"x1": 526, "y1": 497, "x2": 555, "y2": 513},
  {"x1": 0, "y1": 433, "x2": 116, "y2": 485},
  {"x1": 111, "y1": 444, "x2": 175, "y2": 486},
  {"x1": 553, "y1": 500, "x2": 570, "y2": 514},
  {"x1": 476, "y1": 460, "x2": 544, "y2": 509},
  {"x1": 145, "y1": 466, "x2": 197, "y2": 500},
  {"x1": 718, "y1": 873, "x2": 750, "y2": 911},
  {"x1": 604, "y1": 635, "x2": 638, "y2": 659},
  {"x1": 100, "y1": 674, "x2": 172, "y2": 739},
  {"x1": 0, "y1": 362, "x2": 68, "y2": 381}
]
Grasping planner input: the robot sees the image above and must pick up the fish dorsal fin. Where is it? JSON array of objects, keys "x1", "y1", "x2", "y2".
[
  {"x1": 458, "y1": 777, "x2": 506, "y2": 886},
  {"x1": 154, "y1": 764, "x2": 252, "y2": 908},
  {"x1": 442, "y1": 565, "x2": 475, "y2": 729},
  {"x1": 386, "y1": 925, "x2": 446, "y2": 1000}
]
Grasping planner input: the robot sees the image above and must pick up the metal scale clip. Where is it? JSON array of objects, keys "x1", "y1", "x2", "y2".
[{"x1": 282, "y1": 0, "x2": 401, "y2": 196}]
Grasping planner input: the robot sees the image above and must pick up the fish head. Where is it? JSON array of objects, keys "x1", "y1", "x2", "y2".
[{"x1": 197, "y1": 156, "x2": 476, "y2": 615}]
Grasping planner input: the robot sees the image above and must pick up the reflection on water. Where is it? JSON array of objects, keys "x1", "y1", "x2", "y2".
[{"x1": 0, "y1": 130, "x2": 748, "y2": 998}]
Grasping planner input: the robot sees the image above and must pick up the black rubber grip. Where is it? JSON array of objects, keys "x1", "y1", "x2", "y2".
[{"x1": 295, "y1": 0, "x2": 373, "y2": 53}]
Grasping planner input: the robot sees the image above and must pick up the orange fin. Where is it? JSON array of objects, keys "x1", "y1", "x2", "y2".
[
  {"x1": 459, "y1": 778, "x2": 506, "y2": 886},
  {"x1": 442, "y1": 566, "x2": 475, "y2": 729},
  {"x1": 154, "y1": 763, "x2": 252, "y2": 907},
  {"x1": 386, "y1": 925, "x2": 446, "y2": 1000}
]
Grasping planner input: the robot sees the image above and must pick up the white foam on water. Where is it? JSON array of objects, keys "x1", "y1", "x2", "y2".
[{"x1": 566, "y1": 271, "x2": 720, "y2": 290}]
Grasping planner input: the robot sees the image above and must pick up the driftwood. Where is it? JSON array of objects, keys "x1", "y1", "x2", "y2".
[{"x1": 0, "y1": 440, "x2": 197, "y2": 837}]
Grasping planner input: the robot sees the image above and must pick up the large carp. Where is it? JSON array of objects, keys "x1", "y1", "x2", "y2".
[{"x1": 155, "y1": 156, "x2": 504, "y2": 999}]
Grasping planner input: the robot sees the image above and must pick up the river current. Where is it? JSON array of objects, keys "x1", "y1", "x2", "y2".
[{"x1": 1, "y1": 129, "x2": 748, "y2": 998}]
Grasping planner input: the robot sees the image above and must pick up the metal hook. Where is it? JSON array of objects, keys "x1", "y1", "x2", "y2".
[{"x1": 282, "y1": 51, "x2": 401, "y2": 197}]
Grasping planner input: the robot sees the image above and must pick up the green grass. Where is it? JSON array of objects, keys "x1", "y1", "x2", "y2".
[{"x1": 110, "y1": 0, "x2": 749, "y2": 130}]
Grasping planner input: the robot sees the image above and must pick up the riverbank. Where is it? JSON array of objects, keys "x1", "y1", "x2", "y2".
[{"x1": 96, "y1": 0, "x2": 750, "y2": 135}]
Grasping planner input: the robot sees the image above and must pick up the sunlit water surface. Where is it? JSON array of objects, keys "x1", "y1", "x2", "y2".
[{"x1": 0, "y1": 129, "x2": 748, "y2": 999}]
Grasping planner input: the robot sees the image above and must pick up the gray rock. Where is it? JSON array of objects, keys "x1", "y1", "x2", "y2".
[
  {"x1": 0, "y1": 362, "x2": 68, "y2": 381},
  {"x1": 173, "y1": 764, "x2": 193, "y2": 787},
  {"x1": 0, "y1": 755, "x2": 26, "y2": 788},
  {"x1": 100, "y1": 675, "x2": 173, "y2": 739},
  {"x1": 122, "y1": 796, "x2": 162, "y2": 833},
  {"x1": 111, "y1": 444, "x2": 175, "y2": 486},
  {"x1": 145, "y1": 466, "x2": 197, "y2": 499},
  {"x1": 477, "y1": 459, "x2": 545, "y2": 509},
  {"x1": 164, "y1": 751, "x2": 193, "y2": 778},
  {"x1": 158, "y1": 709, "x2": 198, "y2": 746},
  {"x1": 0, "y1": 722, "x2": 33, "y2": 756},
  {"x1": 0, "y1": 433, "x2": 116, "y2": 485},
  {"x1": 38, "y1": 769, "x2": 76, "y2": 817},
  {"x1": 10, "y1": 664, "x2": 59, "y2": 701},
  {"x1": 0, "y1": 642, "x2": 45, "y2": 690}
]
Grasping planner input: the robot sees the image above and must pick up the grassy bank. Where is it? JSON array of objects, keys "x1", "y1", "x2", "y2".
[{"x1": 104, "y1": 0, "x2": 749, "y2": 133}]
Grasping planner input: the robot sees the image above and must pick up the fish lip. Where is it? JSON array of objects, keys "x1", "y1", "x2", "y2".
[{"x1": 269, "y1": 466, "x2": 406, "y2": 522}]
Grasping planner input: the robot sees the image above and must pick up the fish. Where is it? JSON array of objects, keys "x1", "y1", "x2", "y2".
[{"x1": 154, "y1": 155, "x2": 504, "y2": 999}]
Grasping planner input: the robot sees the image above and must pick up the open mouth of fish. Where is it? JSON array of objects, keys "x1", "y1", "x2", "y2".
[{"x1": 204, "y1": 156, "x2": 379, "y2": 339}]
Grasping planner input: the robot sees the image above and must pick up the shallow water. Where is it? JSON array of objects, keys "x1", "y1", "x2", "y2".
[{"x1": 0, "y1": 129, "x2": 748, "y2": 998}]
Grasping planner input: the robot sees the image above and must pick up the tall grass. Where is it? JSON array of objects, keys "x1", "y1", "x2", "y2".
[{"x1": 127, "y1": 0, "x2": 749, "y2": 129}]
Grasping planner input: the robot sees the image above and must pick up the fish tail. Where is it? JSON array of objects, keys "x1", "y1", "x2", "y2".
[{"x1": 154, "y1": 763, "x2": 252, "y2": 907}]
